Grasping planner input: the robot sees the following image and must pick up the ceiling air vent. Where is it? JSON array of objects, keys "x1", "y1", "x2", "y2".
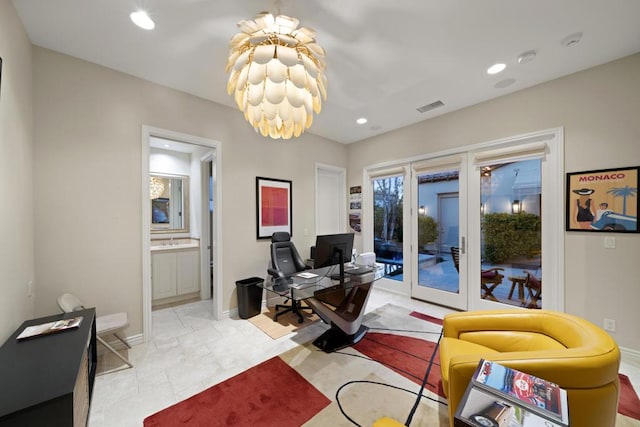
[{"x1": 416, "y1": 100, "x2": 444, "y2": 113}]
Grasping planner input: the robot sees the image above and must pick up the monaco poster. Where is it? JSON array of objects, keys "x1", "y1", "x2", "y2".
[{"x1": 566, "y1": 166, "x2": 638, "y2": 232}]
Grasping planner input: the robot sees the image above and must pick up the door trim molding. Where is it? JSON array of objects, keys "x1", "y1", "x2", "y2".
[{"x1": 141, "y1": 125, "x2": 223, "y2": 342}]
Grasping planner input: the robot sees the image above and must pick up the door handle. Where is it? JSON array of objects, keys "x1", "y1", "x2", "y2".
[{"x1": 461, "y1": 236, "x2": 466, "y2": 254}]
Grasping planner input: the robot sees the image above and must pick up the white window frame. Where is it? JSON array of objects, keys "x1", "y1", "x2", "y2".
[{"x1": 363, "y1": 127, "x2": 564, "y2": 311}]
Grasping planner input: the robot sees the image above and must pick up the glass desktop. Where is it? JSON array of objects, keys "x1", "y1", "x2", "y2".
[{"x1": 262, "y1": 264, "x2": 382, "y2": 301}]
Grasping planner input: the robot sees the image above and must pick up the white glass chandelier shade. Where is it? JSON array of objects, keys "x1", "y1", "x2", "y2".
[
  {"x1": 149, "y1": 176, "x2": 165, "y2": 200},
  {"x1": 226, "y1": 12, "x2": 327, "y2": 139}
]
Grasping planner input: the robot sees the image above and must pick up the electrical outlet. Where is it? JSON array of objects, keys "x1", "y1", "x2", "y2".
[
  {"x1": 27, "y1": 280, "x2": 33, "y2": 298},
  {"x1": 604, "y1": 318, "x2": 616, "y2": 332}
]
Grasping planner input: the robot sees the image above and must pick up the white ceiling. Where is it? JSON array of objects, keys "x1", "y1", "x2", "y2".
[{"x1": 12, "y1": 0, "x2": 640, "y2": 144}]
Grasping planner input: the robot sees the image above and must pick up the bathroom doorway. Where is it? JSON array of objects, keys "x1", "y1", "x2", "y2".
[{"x1": 141, "y1": 126, "x2": 222, "y2": 341}]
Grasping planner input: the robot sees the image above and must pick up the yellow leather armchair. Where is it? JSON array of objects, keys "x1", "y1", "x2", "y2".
[{"x1": 439, "y1": 309, "x2": 620, "y2": 427}]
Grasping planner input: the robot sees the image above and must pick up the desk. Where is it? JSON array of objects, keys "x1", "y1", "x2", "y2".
[
  {"x1": 261, "y1": 266, "x2": 381, "y2": 318},
  {"x1": 0, "y1": 309, "x2": 97, "y2": 427},
  {"x1": 261, "y1": 265, "x2": 383, "y2": 352}
]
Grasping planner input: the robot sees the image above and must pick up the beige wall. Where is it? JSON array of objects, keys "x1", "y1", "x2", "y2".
[
  {"x1": 347, "y1": 53, "x2": 640, "y2": 351},
  {"x1": 32, "y1": 47, "x2": 346, "y2": 336},
  {"x1": 5, "y1": 11, "x2": 639, "y2": 354},
  {"x1": 0, "y1": 0, "x2": 35, "y2": 342}
]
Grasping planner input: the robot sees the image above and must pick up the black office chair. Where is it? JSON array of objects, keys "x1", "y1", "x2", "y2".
[{"x1": 267, "y1": 232, "x2": 313, "y2": 322}]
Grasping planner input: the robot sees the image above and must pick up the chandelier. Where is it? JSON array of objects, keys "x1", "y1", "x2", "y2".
[
  {"x1": 149, "y1": 176, "x2": 165, "y2": 200},
  {"x1": 226, "y1": 11, "x2": 327, "y2": 139}
]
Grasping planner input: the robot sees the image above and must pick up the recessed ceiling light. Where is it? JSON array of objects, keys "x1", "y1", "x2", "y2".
[
  {"x1": 494, "y1": 78, "x2": 516, "y2": 89},
  {"x1": 517, "y1": 50, "x2": 537, "y2": 64},
  {"x1": 356, "y1": 118, "x2": 368, "y2": 125},
  {"x1": 561, "y1": 32, "x2": 583, "y2": 47},
  {"x1": 487, "y1": 63, "x2": 506, "y2": 75},
  {"x1": 163, "y1": 144, "x2": 170, "y2": 148},
  {"x1": 130, "y1": 10, "x2": 155, "y2": 30}
]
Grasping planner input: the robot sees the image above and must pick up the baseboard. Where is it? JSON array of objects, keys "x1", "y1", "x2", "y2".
[
  {"x1": 621, "y1": 345, "x2": 640, "y2": 367},
  {"x1": 223, "y1": 299, "x2": 272, "y2": 320},
  {"x1": 127, "y1": 333, "x2": 144, "y2": 347},
  {"x1": 98, "y1": 333, "x2": 144, "y2": 352}
]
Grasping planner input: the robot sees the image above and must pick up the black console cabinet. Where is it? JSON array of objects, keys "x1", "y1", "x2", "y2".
[{"x1": 0, "y1": 308, "x2": 97, "y2": 427}]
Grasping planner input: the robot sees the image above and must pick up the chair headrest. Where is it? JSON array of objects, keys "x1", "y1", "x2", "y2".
[{"x1": 271, "y1": 232, "x2": 291, "y2": 243}]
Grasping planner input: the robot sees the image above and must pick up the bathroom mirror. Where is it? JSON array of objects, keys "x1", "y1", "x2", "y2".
[{"x1": 150, "y1": 173, "x2": 189, "y2": 233}]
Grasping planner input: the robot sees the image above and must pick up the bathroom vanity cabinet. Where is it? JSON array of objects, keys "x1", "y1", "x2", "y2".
[{"x1": 152, "y1": 247, "x2": 200, "y2": 301}]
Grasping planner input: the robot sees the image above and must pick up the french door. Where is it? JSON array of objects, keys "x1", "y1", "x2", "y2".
[
  {"x1": 366, "y1": 168, "x2": 408, "y2": 293},
  {"x1": 365, "y1": 128, "x2": 564, "y2": 311},
  {"x1": 410, "y1": 155, "x2": 468, "y2": 309}
]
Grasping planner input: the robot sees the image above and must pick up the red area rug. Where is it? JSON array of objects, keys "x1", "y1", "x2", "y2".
[
  {"x1": 409, "y1": 311, "x2": 443, "y2": 325},
  {"x1": 354, "y1": 332, "x2": 445, "y2": 398},
  {"x1": 143, "y1": 308, "x2": 638, "y2": 425},
  {"x1": 409, "y1": 309, "x2": 640, "y2": 421},
  {"x1": 144, "y1": 356, "x2": 330, "y2": 427},
  {"x1": 618, "y1": 373, "x2": 640, "y2": 420}
]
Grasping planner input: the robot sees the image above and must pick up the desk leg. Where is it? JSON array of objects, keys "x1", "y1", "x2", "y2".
[{"x1": 312, "y1": 325, "x2": 369, "y2": 353}]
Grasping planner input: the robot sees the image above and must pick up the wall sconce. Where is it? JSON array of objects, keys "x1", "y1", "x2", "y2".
[
  {"x1": 418, "y1": 205, "x2": 426, "y2": 216},
  {"x1": 512, "y1": 199, "x2": 521, "y2": 214}
]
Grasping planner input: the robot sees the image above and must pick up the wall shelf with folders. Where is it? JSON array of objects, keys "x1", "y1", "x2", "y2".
[{"x1": 0, "y1": 308, "x2": 97, "y2": 427}]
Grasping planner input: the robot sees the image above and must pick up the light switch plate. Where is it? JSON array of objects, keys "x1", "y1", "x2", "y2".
[{"x1": 604, "y1": 236, "x2": 616, "y2": 249}]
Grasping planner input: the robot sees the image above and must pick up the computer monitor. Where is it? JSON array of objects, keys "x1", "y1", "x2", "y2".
[{"x1": 313, "y1": 233, "x2": 354, "y2": 280}]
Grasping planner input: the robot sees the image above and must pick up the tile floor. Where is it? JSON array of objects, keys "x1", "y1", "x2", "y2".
[{"x1": 88, "y1": 288, "x2": 640, "y2": 427}]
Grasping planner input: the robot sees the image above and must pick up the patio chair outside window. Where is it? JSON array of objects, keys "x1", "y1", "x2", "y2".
[{"x1": 451, "y1": 247, "x2": 505, "y2": 301}]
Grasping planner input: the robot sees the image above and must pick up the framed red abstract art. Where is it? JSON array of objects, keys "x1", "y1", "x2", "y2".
[{"x1": 256, "y1": 177, "x2": 292, "y2": 239}]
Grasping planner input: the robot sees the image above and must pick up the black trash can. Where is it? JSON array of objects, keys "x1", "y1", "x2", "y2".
[{"x1": 236, "y1": 277, "x2": 264, "y2": 319}]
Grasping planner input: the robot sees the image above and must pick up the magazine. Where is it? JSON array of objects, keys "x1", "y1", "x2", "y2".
[
  {"x1": 472, "y1": 359, "x2": 569, "y2": 425},
  {"x1": 17, "y1": 316, "x2": 83, "y2": 340},
  {"x1": 458, "y1": 387, "x2": 568, "y2": 427}
]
